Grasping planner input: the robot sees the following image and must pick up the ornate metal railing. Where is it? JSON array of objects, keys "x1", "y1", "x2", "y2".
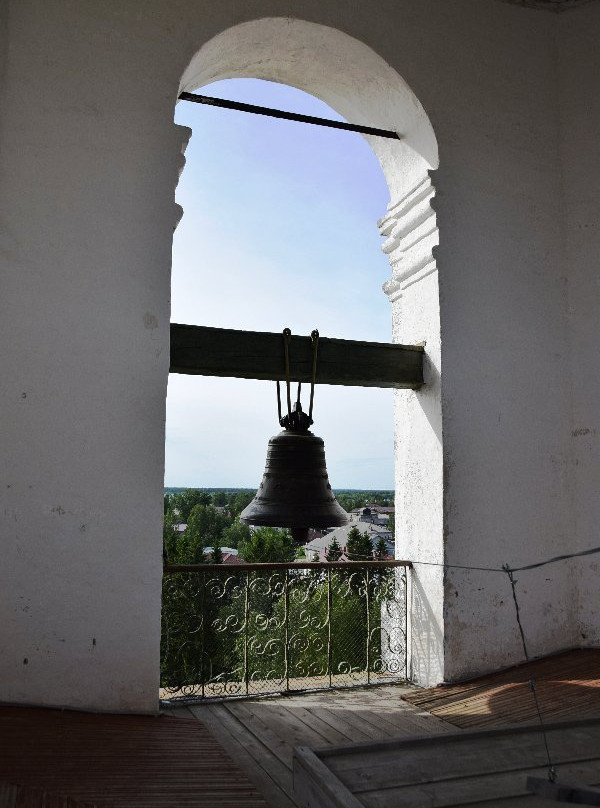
[{"x1": 160, "y1": 560, "x2": 410, "y2": 702}]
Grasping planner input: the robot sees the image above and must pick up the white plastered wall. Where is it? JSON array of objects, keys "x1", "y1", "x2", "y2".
[
  {"x1": 0, "y1": 0, "x2": 594, "y2": 711},
  {"x1": 559, "y1": 4, "x2": 600, "y2": 647}
]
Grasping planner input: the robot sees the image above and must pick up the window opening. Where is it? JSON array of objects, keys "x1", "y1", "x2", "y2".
[{"x1": 166, "y1": 78, "x2": 399, "y2": 491}]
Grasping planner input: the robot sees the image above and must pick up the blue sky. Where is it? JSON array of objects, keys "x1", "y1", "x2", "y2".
[{"x1": 165, "y1": 79, "x2": 395, "y2": 489}]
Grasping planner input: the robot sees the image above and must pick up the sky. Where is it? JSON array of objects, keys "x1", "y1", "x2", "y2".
[{"x1": 165, "y1": 78, "x2": 395, "y2": 490}]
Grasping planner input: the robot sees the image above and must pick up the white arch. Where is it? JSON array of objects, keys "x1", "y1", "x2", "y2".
[
  {"x1": 180, "y1": 18, "x2": 438, "y2": 205},
  {"x1": 177, "y1": 17, "x2": 444, "y2": 686}
]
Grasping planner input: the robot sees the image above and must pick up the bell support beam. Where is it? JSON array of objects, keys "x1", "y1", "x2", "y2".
[{"x1": 170, "y1": 324, "x2": 424, "y2": 389}]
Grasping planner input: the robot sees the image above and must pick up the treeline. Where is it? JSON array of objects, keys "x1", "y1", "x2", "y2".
[
  {"x1": 163, "y1": 488, "x2": 296, "y2": 564},
  {"x1": 164, "y1": 487, "x2": 393, "y2": 519},
  {"x1": 163, "y1": 487, "x2": 394, "y2": 566}
]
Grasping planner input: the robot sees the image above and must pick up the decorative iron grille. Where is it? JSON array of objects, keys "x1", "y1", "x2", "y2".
[{"x1": 160, "y1": 561, "x2": 409, "y2": 702}]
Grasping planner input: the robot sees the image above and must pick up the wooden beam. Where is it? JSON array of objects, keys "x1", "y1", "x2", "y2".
[{"x1": 170, "y1": 324, "x2": 424, "y2": 389}]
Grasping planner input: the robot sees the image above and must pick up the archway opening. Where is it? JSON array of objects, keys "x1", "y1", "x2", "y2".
[{"x1": 167, "y1": 17, "x2": 442, "y2": 687}]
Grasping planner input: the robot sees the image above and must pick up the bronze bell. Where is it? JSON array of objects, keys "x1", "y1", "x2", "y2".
[
  {"x1": 240, "y1": 410, "x2": 349, "y2": 545},
  {"x1": 240, "y1": 402, "x2": 350, "y2": 544},
  {"x1": 241, "y1": 328, "x2": 349, "y2": 544}
]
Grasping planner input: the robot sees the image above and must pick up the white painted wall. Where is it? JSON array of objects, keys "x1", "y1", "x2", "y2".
[
  {"x1": 0, "y1": 0, "x2": 596, "y2": 710},
  {"x1": 559, "y1": 4, "x2": 600, "y2": 648}
]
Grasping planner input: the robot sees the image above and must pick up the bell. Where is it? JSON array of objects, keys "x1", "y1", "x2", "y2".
[{"x1": 240, "y1": 427, "x2": 349, "y2": 545}]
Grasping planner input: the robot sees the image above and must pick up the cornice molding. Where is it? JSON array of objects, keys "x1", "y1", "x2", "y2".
[
  {"x1": 379, "y1": 176, "x2": 438, "y2": 303},
  {"x1": 173, "y1": 125, "x2": 192, "y2": 231}
]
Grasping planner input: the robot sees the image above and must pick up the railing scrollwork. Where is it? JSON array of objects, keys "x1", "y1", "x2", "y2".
[{"x1": 161, "y1": 560, "x2": 409, "y2": 702}]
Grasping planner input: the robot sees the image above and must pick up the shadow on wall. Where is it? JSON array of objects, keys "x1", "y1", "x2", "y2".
[{"x1": 410, "y1": 567, "x2": 444, "y2": 685}]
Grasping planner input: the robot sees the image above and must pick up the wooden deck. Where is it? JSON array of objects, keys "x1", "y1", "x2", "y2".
[
  {"x1": 0, "y1": 706, "x2": 267, "y2": 807},
  {"x1": 165, "y1": 649, "x2": 600, "y2": 807},
  {"x1": 164, "y1": 685, "x2": 454, "y2": 808},
  {"x1": 3, "y1": 650, "x2": 598, "y2": 808},
  {"x1": 402, "y1": 648, "x2": 600, "y2": 728},
  {"x1": 293, "y1": 719, "x2": 600, "y2": 808}
]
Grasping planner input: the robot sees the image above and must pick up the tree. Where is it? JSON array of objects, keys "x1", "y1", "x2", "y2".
[
  {"x1": 221, "y1": 520, "x2": 252, "y2": 549},
  {"x1": 176, "y1": 504, "x2": 231, "y2": 564},
  {"x1": 387, "y1": 513, "x2": 395, "y2": 538},
  {"x1": 374, "y1": 537, "x2": 389, "y2": 560},
  {"x1": 162, "y1": 508, "x2": 178, "y2": 564},
  {"x1": 325, "y1": 535, "x2": 343, "y2": 562},
  {"x1": 173, "y1": 489, "x2": 212, "y2": 522},
  {"x1": 346, "y1": 526, "x2": 373, "y2": 561},
  {"x1": 211, "y1": 491, "x2": 227, "y2": 507},
  {"x1": 238, "y1": 527, "x2": 296, "y2": 563},
  {"x1": 229, "y1": 491, "x2": 255, "y2": 517},
  {"x1": 209, "y1": 546, "x2": 223, "y2": 564}
]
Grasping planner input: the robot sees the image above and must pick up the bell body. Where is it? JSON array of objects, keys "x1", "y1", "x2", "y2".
[{"x1": 240, "y1": 430, "x2": 349, "y2": 533}]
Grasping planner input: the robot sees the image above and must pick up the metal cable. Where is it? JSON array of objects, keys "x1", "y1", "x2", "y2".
[
  {"x1": 276, "y1": 380, "x2": 282, "y2": 423},
  {"x1": 283, "y1": 328, "x2": 292, "y2": 419},
  {"x1": 309, "y1": 329, "x2": 319, "y2": 421},
  {"x1": 504, "y1": 565, "x2": 557, "y2": 782},
  {"x1": 411, "y1": 543, "x2": 600, "y2": 574}
]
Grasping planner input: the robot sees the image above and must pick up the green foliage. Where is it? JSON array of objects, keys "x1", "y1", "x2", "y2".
[
  {"x1": 161, "y1": 572, "x2": 236, "y2": 689},
  {"x1": 387, "y1": 512, "x2": 395, "y2": 537},
  {"x1": 229, "y1": 491, "x2": 255, "y2": 517},
  {"x1": 211, "y1": 491, "x2": 228, "y2": 507},
  {"x1": 346, "y1": 526, "x2": 373, "y2": 561},
  {"x1": 325, "y1": 536, "x2": 343, "y2": 562},
  {"x1": 160, "y1": 566, "x2": 398, "y2": 691},
  {"x1": 374, "y1": 537, "x2": 389, "y2": 560},
  {"x1": 333, "y1": 490, "x2": 394, "y2": 512},
  {"x1": 238, "y1": 527, "x2": 296, "y2": 563},
  {"x1": 209, "y1": 546, "x2": 223, "y2": 564},
  {"x1": 244, "y1": 570, "x2": 391, "y2": 680},
  {"x1": 221, "y1": 520, "x2": 252, "y2": 550},
  {"x1": 163, "y1": 509, "x2": 178, "y2": 564},
  {"x1": 175, "y1": 504, "x2": 232, "y2": 564},
  {"x1": 172, "y1": 489, "x2": 212, "y2": 522}
]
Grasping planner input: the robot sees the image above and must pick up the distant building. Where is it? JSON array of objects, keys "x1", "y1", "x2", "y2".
[
  {"x1": 303, "y1": 513, "x2": 393, "y2": 562},
  {"x1": 220, "y1": 547, "x2": 238, "y2": 556}
]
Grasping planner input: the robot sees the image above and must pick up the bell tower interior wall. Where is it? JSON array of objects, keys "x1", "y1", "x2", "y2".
[{"x1": 0, "y1": 0, "x2": 595, "y2": 709}]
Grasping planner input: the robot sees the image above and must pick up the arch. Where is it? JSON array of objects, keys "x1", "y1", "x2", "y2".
[
  {"x1": 180, "y1": 18, "x2": 438, "y2": 202},
  {"x1": 176, "y1": 18, "x2": 443, "y2": 686}
]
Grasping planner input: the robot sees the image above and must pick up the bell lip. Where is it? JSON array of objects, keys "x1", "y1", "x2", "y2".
[{"x1": 239, "y1": 504, "x2": 350, "y2": 530}]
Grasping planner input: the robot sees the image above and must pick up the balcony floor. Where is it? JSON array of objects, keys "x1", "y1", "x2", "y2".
[
  {"x1": 165, "y1": 649, "x2": 600, "y2": 807},
  {"x1": 2, "y1": 650, "x2": 598, "y2": 808},
  {"x1": 163, "y1": 685, "x2": 454, "y2": 808},
  {"x1": 0, "y1": 706, "x2": 267, "y2": 807}
]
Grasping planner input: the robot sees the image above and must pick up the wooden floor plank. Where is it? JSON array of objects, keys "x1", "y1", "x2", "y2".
[
  {"x1": 298, "y1": 719, "x2": 600, "y2": 808},
  {"x1": 223, "y1": 702, "x2": 296, "y2": 769},
  {"x1": 190, "y1": 704, "x2": 296, "y2": 808},
  {"x1": 314, "y1": 706, "x2": 393, "y2": 740},
  {"x1": 0, "y1": 706, "x2": 267, "y2": 808},
  {"x1": 272, "y1": 703, "x2": 354, "y2": 745},
  {"x1": 307, "y1": 706, "x2": 380, "y2": 742},
  {"x1": 402, "y1": 649, "x2": 600, "y2": 729},
  {"x1": 181, "y1": 683, "x2": 458, "y2": 806},
  {"x1": 232, "y1": 701, "x2": 335, "y2": 756}
]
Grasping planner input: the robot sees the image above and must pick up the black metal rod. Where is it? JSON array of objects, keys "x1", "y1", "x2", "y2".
[{"x1": 179, "y1": 92, "x2": 401, "y2": 140}]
